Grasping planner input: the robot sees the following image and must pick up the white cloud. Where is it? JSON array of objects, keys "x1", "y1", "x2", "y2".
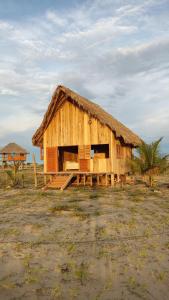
[
  {"x1": 46, "y1": 10, "x2": 67, "y2": 27},
  {"x1": 0, "y1": 112, "x2": 41, "y2": 139},
  {"x1": 0, "y1": 0, "x2": 169, "y2": 150},
  {"x1": 0, "y1": 88, "x2": 19, "y2": 96}
]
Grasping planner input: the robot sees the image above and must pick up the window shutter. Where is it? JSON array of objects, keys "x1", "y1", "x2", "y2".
[
  {"x1": 46, "y1": 147, "x2": 58, "y2": 172},
  {"x1": 79, "y1": 145, "x2": 90, "y2": 171},
  {"x1": 79, "y1": 159, "x2": 90, "y2": 172},
  {"x1": 78, "y1": 145, "x2": 91, "y2": 159}
]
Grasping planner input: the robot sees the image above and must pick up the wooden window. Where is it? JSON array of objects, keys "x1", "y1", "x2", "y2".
[
  {"x1": 116, "y1": 144, "x2": 123, "y2": 159},
  {"x1": 91, "y1": 144, "x2": 109, "y2": 159},
  {"x1": 46, "y1": 147, "x2": 58, "y2": 172}
]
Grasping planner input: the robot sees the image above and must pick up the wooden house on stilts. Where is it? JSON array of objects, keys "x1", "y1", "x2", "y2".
[
  {"x1": 0, "y1": 143, "x2": 28, "y2": 167},
  {"x1": 32, "y1": 85, "x2": 141, "y2": 189}
]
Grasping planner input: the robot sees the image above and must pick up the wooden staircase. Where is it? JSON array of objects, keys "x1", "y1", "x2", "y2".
[{"x1": 46, "y1": 174, "x2": 74, "y2": 190}]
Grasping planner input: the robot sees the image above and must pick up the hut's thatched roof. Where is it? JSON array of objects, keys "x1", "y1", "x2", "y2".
[
  {"x1": 32, "y1": 85, "x2": 141, "y2": 147},
  {"x1": 0, "y1": 143, "x2": 28, "y2": 154}
]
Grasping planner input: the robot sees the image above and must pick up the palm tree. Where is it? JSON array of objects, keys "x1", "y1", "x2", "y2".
[{"x1": 131, "y1": 138, "x2": 169, "y2": 187}]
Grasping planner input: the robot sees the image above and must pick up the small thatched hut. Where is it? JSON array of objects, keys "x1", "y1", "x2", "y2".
[
  {"x1": 32, "y1": 85, "x2": 141, "y2": 189},
  {"x1": 0, "y1": 143, "x2": 28, "y2": 163}
]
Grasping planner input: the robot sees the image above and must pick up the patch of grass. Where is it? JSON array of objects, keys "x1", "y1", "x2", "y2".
[
  {"x1": 113, "y1": 201, "x2": 124, "y2": 208},
  {"x1": 74, "y1": 262, "x2": 89, "y2": 285},
  {"x1": 97, "y1": 248, "x2": 110, "y2": 259},
  {"x1": 23, "y1": 253, "x2": 33, "y2": 268},
  {"x1": 25, "y1": 240, "x2": 44, "y2": 249},
  {"x1": 130, "y1": 196, "x2": 144, "y2": 202},
  {"x1": 93, "y1": 210, "x2": 101, "y2": 217},
  {"x1": 128, "y1": 189, "x2": 146, "y2": 198},
  {"x1": 2, "y1": 199, "x2": 20, "y2": 208},
  {"x1": 127, "y1": 218, "x2": 137, "y2": 230},
  {"x1": 127, "y1": 276, "x2": 138, "y2": 289},
  {"x1": 0, "y1": 280, "x2": 16, "y2": 289},
  {"x1": 152, "y1": 270, "x2": 167, "y2": 281},
  {"x1": 67, "y1": 243, "x2": 76, "y2": 255},
  {"x1": 143, "y1": 227, "x2": 152, "y2": 238},
  {"x1": 14, "y1": 242, "x2": 23, "y2": 252},
  {"x1": 24, "y1": 265, "x2": 43, "y2": 284},
  {"x1": 73, "y1": 211, "x2": 90, "y2": 220},
  {"x1": 68, "y1": 287, "x2": 78, "y2": 299},
  {"x1": 49, "y1": 204, "x2": 70, "y2": 213},
  {"x1": 128, "y1": 206, "x2": 139, "y2": 214},
  {"x1": 31, "y1": 223, "x2": 44, "y2": 230},
  {"x1": 134, "y1": 259, "x2": 145, "y2": 271},
  {"x1": 24, "y1": 265, "x2": 45, "y2": 285},
  {"x1": 95, "y1": 225, "x2": 107, "y2": 239},
  {"x1": 139, "y1": 248, "x2": 148, "y2": 259},
  {"x1": 24, "y1": 272, "x2": 39, "y2": 284},
  {"x1": 36, "y1": 191, "x2": 54, "y2": 197},
  {"x1": 89, "y1": 193, "x2": 100, "y2": 200},
  {"x1": 51, "y1": 285, "x2": 62, "y2": 298},
  {"x1": 73, "y1": 206, "x2": 85, "y2": 212},
  {"x1": 120, "y1": 243, "x2": 131, "y2": 255},
  {"x1": 69, "y1": 197, "x2": 84, "y2": 203},
  {"x1": 165, "y1": 241, "x2": 169, "y2": 249},
  {"x1": 59, "y1": 262, "x2": 72, "y2": 274},
  {"x1": 0, "y1": 227, "x2": 20, "y2": 237}
]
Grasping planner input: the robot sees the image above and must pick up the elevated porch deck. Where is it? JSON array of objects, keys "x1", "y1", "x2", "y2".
[{"x1": 36, "y1": 171, "x2": 128, "y2": 190}]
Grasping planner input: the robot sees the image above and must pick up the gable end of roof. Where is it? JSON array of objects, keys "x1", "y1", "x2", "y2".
[{"x1": 32, "y1": 85, "x2": 141, "y2": 147}]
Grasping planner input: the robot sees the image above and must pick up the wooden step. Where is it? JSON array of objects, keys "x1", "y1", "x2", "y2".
[{"x1": 46, "y1": 174, "x2": 74, "y2": 190}]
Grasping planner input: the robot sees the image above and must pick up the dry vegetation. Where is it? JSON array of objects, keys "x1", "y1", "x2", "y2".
[{"x1": 0, "y1": 171, "x2": 169, "y2": 299}]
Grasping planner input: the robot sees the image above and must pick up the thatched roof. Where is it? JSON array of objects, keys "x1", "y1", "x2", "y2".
[
  {"x1": 32, "y1": 85, "x2": 141, "y2": 147},
  {"x1": 0, "y1": 143, "x2": 28, "y2": 154}
]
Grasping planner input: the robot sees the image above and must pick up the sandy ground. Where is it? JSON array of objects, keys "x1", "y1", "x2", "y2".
[{"x1": 0, "y1": 179, "x2": 169, "y2": 299}]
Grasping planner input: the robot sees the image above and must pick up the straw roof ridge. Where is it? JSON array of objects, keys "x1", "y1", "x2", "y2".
[
  {"x1": 32, "y1": 85, "x2": 141, "y2": 147},
  {"x1": 0, "y1": 143, "x2": 28, "y2": 154}
]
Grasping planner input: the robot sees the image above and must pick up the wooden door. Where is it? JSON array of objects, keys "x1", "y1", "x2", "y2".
[
  {"x1": 46, "y1": 147, "x2": 58, "y2": 172},
  {"x1": 79, "y1": 145, "x2": 90, "y2": 172}
]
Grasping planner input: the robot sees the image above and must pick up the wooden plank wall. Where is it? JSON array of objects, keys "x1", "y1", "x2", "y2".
[
  {"x1": 43, "y1": 100, "x2": 133, "y2": 174},
  {"x1": 44, "y1": 101, "x2": 110, "y2": 146}
]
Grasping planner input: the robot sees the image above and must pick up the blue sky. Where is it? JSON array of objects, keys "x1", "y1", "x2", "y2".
[{"x1": 0, "y1": 0, "x2": 169, "y2": 160}]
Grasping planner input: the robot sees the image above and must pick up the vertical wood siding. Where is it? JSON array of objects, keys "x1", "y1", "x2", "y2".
[{"x1": 43, "y1": 100, "x2": 132, "y2": 174}]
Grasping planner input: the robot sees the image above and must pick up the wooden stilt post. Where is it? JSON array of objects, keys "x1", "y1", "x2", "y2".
[
  {"x1": 90, "y1": 175, "x2": 93, "y2": 187},
  {"x1": 121, "y1": 175, "x2": 125, "y2": 187},
  {"x1": 97, "y1": 175, "x2": 99, "y2": 186},
  {"x1": 44, "y1": 174, "x2": 47, "y2": 186},
  {"x1": 77, "y1": 174, "x2": 80, "y2": 186},
  {"x1": 83, "y1": 175, "x2": 86, "y2": 186},
  {"x1": 118, "y1": 175, "x2": 122, "y2": 188},
  {"x1": 105, "y1": 174, "x2": 108, "y2": 186},
  {"x1": 111, "y1": 174, "x2": 115, "y2": 187},
  {"x1": 32, "y1": 153, "x2": 37, "y2": 188}
]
